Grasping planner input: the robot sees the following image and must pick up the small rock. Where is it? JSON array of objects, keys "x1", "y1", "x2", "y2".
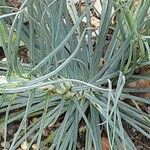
[
  {"x1": 131, "y1": 128, "x2": 136, "y2": 132},
  {"x1": 32, "y1": 144, "x2": 37, "y2": 149},
  {"x1": 42, "y1": 128, "x2": 50, "y2": 137},
  {"x1": 32, "y1": 118, "x2": 38, "y2": 123},
  {"x1": 79, "y1": 125, "x2": 86, "y2": 135},
  {"x1": 1, "y1": 141, "x2": 10, "y2": 149},
  {"x1": 21, "y1": 141, "x2": 28, "y2": 150},
  {"x1": 2, "y1": 58, "x2": 7, "y2": 61}
]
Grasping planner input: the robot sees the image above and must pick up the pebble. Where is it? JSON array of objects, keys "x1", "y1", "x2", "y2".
[
  {"x1": 32, "y1": 144, "x2": 37, "y2": 149},
  {"x1": 1, "y1": 141, "x2": 10, "y2": 149},
  {"x1": 42, "y1": 128, "x2": 49, "y2": 137},
  {"x1": 131, "y1": 128, "x2": 136, "y2": 132},
  {"x1": 21, "y1": 141, "x2": 28, "y2": 150},
  {"x1": 79, "y1": 125, "x2": 86, "y2": 135},
  {"x1": 32, "y1": 117, "x2": 38, "y2": 123}
]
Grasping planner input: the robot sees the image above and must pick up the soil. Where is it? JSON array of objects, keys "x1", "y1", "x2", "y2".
[{"x1": 125, "y1": 124, "x2": 150, "y2": 150}]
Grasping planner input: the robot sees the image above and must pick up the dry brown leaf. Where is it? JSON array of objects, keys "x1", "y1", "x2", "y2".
[
  {"x1": 91, "y1": 16, "x2": 100, "y2": 28},
  {"x1": 135, "y1": 65, "x2": 150, "y2": 75},
  {"x1": 126, "y1": 80, "x2": 150, "y2": 112},
  {"x1": 80, "y1": 5, "x2": 85, "y2": 12},
  {"x1": 9, "y1": 0, "x2": 21, "y2": 8},
  {"x1": 78, "y1": 4, "x2": 100, "y2": 28},
  {"x1": 128, "y1": 80, "x2": 150, "y2": 88},
  {"x1": 128, "y1": 80, "x2": 150, "y2": 99},
  {"x1": 102, "y1": 137, "x2": 109, "y2": 150}
]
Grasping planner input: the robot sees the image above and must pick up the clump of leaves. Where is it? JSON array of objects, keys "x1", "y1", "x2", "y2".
[{"x1": 0, "y1": 0, "x2": 150, "y2": 149}]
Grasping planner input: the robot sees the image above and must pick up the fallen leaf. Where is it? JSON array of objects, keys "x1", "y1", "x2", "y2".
[
  {"x1": 91, "y1": 16, "x2": 100, "y2": 29},
  {"x1": 102, "y1": 137, "x2": 109, "y2": 150},
  {"x1": 9, "y1": 0, "x2": 21, "y2": 8},
  {"x1": 127, "y1": 80, "x2": 150, "y2": 98}
]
